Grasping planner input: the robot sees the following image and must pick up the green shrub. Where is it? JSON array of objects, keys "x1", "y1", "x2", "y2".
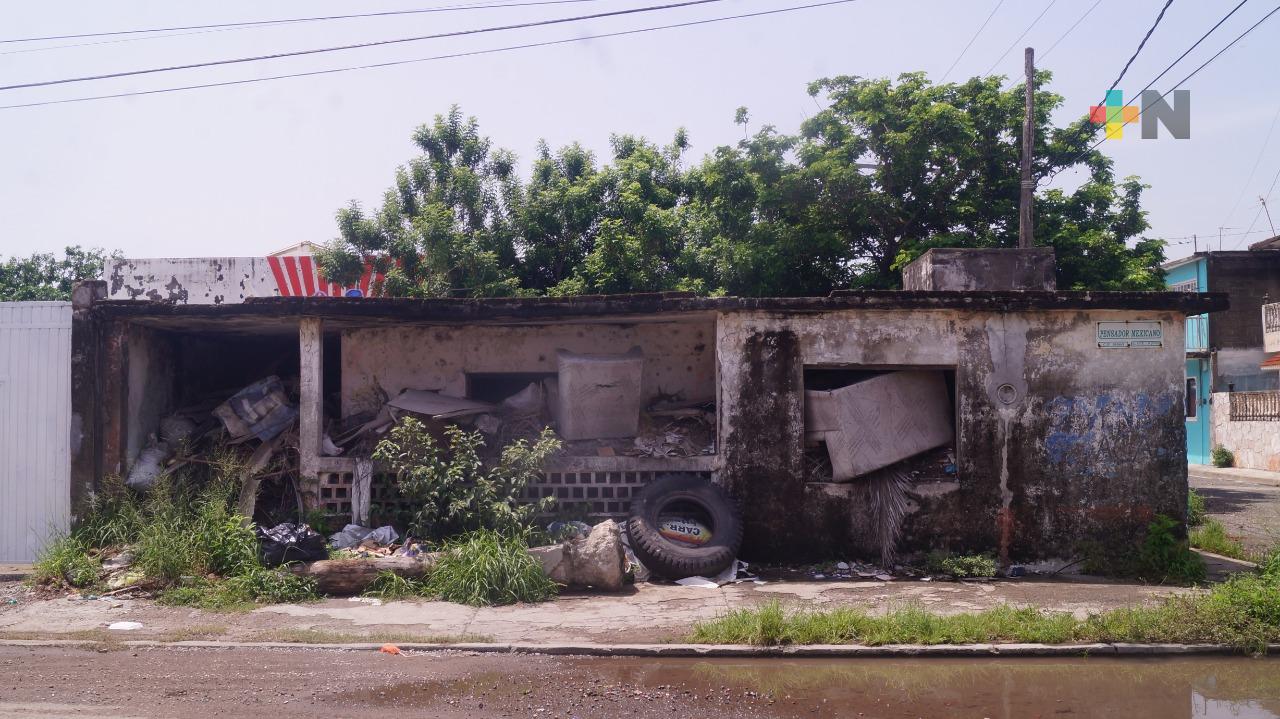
[
  {"x1": 425, "y1": 530, "x2": 558, "y2": 606},
  {"x1": 1187, "y1": 488, "x2": 1207, "y2": 527},
  {"x1": 363, "y1": 570, "x2": 430, "y2": 600},
  {"x1": 373, "y1": 418, "x2": 561, "y2": 543},
  {"x1": 76, "y1": 475, "x2": 144, "y2": 548},
  {"x1": 1138, "y1": 514, "x2": 1206, "y2": 584},
  {"x1": 1211, "y1": 445, "x2": 1235, "y2": 468},
  {"x1": 925, "y1": 552, "x2": 997, "y2": 578},
  {"x1": 33, "y1": 536, "x2": 100, "y2": 588},
  {"x1": 159, "y1": 569, "x2": 317, "y2": 610},
  {"x1": 1190, "y1": 518, "x2": 1248, "y2": 560}
]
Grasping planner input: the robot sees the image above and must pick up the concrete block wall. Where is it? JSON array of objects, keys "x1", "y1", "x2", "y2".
[{"x1": 1210, "y1": 392, "x2": 1280, "y2": 471}]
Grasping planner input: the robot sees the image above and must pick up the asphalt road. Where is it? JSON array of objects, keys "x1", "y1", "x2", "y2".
[
  {"x1": 3, "y1": 646, "x2": 1279, "y2": 718},
  {"x1": 1189, "y1": 470, "x2": 1280, "y2": 554}
]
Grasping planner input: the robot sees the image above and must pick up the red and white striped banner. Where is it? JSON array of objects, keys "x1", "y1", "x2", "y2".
[{"x1": 266, "y1": 255, "x2": 384, "y2": 297}]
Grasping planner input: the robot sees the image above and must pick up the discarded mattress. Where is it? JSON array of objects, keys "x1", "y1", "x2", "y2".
[
  {"x1": 556, "y1": 347, "x2": 644, "y2": 440},
  {"x1": 806, "y1": 370, "x2": 953, "y2": 481}
]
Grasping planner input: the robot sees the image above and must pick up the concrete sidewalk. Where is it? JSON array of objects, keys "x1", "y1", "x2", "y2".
[
  {"x1": 0, "y1": 576, "x2": 1195, "y2": 645},
  {"x1": 1189, "y1": 464, "x2": 1280, "y2": 487},
  {"x1": 1189, "y1": 465, "x2": 1280, "y2": 554}
]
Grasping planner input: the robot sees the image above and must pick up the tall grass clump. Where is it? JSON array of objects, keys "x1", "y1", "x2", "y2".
[
  {"x1": 1190, "y1": 518, "x2": 1249, "y2": 560},
  {"x1": 425, "y1": 530, "x2": 558, "y2": 606},
  {"x1": 34, "y1": 448, "x2": 317, "y2": 608},
  {"x1": 1187, "y1": 488, "x2": 1207, "y2": 527}
]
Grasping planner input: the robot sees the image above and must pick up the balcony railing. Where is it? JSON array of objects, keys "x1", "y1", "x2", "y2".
[
  {"x1": 1229, "y1": 390, "x2": 1280, "y2": 422},
  {"x1": 1186, "y1": 314, "x2": 1209, "y2": 352}
]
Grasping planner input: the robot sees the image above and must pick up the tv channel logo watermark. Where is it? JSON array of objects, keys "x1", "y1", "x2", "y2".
[{"x1": 1089, "y1": 89, "x2": 1190, "y2": 139}]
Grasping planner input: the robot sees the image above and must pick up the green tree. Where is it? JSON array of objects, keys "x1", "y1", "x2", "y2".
[
  {"x1": 795, "y1": 72, "x2": 1164, "y2": 289},
  {"x1": 315, "y1": 106, "x2": 523, "y2": 298},
  {"x1": 0, "y1": 246, "x2": 113, "y2": 301},
  {"x1": 319, "y1": 73, "x2": 1165, "y2": 298}
]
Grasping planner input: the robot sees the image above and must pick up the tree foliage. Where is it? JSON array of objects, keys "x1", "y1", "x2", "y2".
[
  {"x1": 319, "y1": 72, "x2": 1166, "y2": 297},
  {"x1": 0, "y1": 246, "x2": 113, "y2": 301}
]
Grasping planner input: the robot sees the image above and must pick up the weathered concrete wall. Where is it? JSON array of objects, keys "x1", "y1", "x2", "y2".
[
  {"x1": 124, "y1": 325, "x2": 175, "y2": 468},
  {"x1": 902, "y1": 248, "x2": 1057, "y2": 291},
  {"x1": 716, "y1": 308, "x2": 1188, "y2": 562},
  {"x1": 104, "y1": 257, "x2": 379, "y2": 304},
  {"x1": 340, "y1": 320, "x2": 716, "y2": 418},
  {"x1": 1210, "y1": 392, "x2": 1280, "y2": 471}
]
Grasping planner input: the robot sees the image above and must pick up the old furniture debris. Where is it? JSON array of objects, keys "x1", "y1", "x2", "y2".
[
  {"x1": 556, "y1": 348, "x2": 645, "y2": 440},
  {"x1": 806, "y1": 370, "x2": 953, "y2": 481}
]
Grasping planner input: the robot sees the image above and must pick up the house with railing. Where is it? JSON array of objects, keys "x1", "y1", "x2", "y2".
[{"x1": 1164, "y1": 240, "x2": 1280, "y2": 467}]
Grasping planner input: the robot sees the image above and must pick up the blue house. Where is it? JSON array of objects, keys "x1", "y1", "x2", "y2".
[{"x1": 1164, "y1": 245, "x2": 1280, "y2": 464}]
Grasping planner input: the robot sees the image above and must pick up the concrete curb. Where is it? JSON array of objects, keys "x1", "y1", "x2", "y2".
[{"x1": 1, "y1": 639, "x2": 1276, "y2": 657}]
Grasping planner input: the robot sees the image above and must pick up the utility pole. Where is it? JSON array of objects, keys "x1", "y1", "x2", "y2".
[{"x1": 1018, "y1": 47, "x2": 1035, "y2": 249}]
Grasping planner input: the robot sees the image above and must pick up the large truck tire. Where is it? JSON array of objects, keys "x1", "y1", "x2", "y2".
[{"x1": 625, "y1": 474, "x2": 743, "y2": 579}]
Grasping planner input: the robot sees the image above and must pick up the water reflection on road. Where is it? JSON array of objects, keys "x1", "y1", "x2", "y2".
[{"x1": 568, "y1": 655, "x2": 1280, "y2": 718}]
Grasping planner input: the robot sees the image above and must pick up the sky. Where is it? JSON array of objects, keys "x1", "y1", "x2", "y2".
[{"x1": 1, "y1": 0, "x2": 1278, "y2": 263}]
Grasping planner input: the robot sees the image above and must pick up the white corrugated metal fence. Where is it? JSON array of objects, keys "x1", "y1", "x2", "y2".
[{"x1": 0, "y1": 302, "x2": 71, "y2": 562}]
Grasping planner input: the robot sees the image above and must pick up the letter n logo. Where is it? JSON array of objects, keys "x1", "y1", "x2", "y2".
[{"x1": 1140, "y1": 90, "x2": 1190, "y2": 139}]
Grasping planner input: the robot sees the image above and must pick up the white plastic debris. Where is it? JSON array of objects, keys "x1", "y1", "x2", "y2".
[
  {"x1": 107, "y1": 621, "x2": 143, "y2": 631},
  {"x1": 674, "y1": 576, "x2": 720, "y2": 589},
  {"x1": 347, "y1": 597, "x2": 383, "y2": 606},
  {"x1": 836, "y1": 561, "x2": 850, "y2": 570}
]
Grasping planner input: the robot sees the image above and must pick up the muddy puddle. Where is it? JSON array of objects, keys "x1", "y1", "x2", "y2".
[{"x1": 345, "y1": 655, "x2": 1280, "y2": 718}]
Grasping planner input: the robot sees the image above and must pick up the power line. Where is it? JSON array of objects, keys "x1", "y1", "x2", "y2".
[
  {"x1": 0, "y1": 0, "x2": 730, "y2": 92},
  {"x1": 983, "y1": 0, "x2": 1057, "y2": 76},
  {"x1": 1104, "y1": 0, "x2": 1174, "y2": 96},
  {"x1": 0, "y1": 0, "x2": 608, "y2": 45},
  {"x1": 940, "y1": 0, "x2": 1004, "y2": 82},
  {"x1": 1042, "y1": 2, "x2": 1274, "y2": 186},
  {"x1": 1222, "y1": 100, "x2": 1280, "y2": 233},
  {"x1": 0, "y1": 0, "x2": 607, "y2": 57},
  {"x1": 0, "y1": 0, "x2": 860, "y2": 111},
  {"x1": 1040, "y1": 0, "x2": 1103, "y2": 61},
  {"x1": 998, "y1": 0, "x2": 1102, "y2": 92}
]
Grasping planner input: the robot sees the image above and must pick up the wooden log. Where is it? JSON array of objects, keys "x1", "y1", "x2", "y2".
[{"x1": 291, "y1": 555, "x2": 434, "y2": 595}]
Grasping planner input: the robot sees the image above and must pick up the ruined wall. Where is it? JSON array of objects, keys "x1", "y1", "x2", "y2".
[
  {"x1": 1210, "y1": 392, "x2": 1280, "y2": 471},
  {"x1": 716, "y1": 308, "x2": 1188, "y2": 562},
  {"x1": 124, "y1": 325, "x2": 176, "y2": 468},
  {"x1": 340, "y1": 320, "x2": 717, "y2": 418}
]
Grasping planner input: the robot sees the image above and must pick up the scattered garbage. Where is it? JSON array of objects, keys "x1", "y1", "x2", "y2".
[
  {"x1": 107, "y1": 621, "x2": 143, "y2": 631},
  {"x1": 348, "y1": 597, "x2": 382, "y2": 606},
  {"x1": 4, "y1": 598, "x2": 17, "y2": 605},
  {"x1": 126, "y1": 441, "x2": 171, "y2": 489},
  {"x1": 1007, "y1": 565, "x2": 1026, "y2": 578},
  {"x1": 674, "y1": 576, "x2": 719, "y2": 589},
  {"x1": 547, "y1": 520, "x2": 592, "y2": 541},
  {"x1": 674, "y1": 560, "x2": 754, "y2": 588},
  {"x1": 329, "y1": 524, "x2": 400, "y2": 551},
  {"x1": 657, "y1": 515, "x2": 713, "y2": 546},
  {"x1": 213, "y1": 376, "x2": 298, "y2": 443},
  {"x1": 257, "y1": 522, "x2": 328, "y2": 567}
]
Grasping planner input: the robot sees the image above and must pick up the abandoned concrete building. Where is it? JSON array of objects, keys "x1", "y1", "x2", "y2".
[{"x1": 71, "y1": 256, "x2": 1225, "y2": 563}]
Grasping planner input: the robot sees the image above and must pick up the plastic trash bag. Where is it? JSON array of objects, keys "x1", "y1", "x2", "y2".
[
  {"x1": 257, "y1": 523, "x2": 328, "y2": 567},
  {"x1": 126, "y1": 442, "x2": 171, "y2": 490},
  {"x1": 328, "y1": 524, "x2": 399, "y2": 549}
]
